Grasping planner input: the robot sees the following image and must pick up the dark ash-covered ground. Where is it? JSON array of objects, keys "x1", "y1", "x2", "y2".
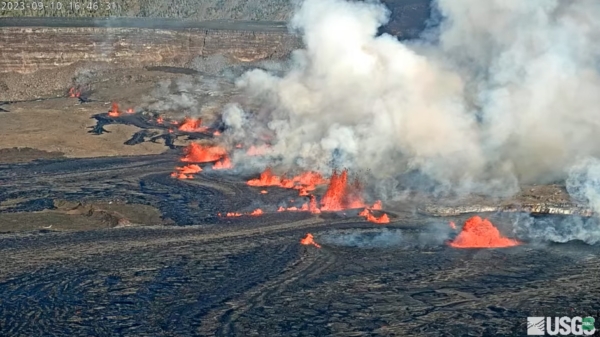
[{"x1": 1, "y1": 150, "x2": 600, "y2": 336}]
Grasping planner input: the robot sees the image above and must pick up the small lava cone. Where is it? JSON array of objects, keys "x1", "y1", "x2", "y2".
[{"x1": 449, "y1": 216, "x2": 520, "y2": 249}]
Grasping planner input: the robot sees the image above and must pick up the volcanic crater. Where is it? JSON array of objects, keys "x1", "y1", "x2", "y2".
[{"x1": 1, "y1": 10, "x2": 600, "y2": 337}]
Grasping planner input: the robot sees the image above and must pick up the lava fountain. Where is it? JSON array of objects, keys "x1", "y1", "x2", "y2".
[
  {"x1": 449, "y1": 216, "x2": 521, "y2": 248},
  {"x1": 300, "y1": 233, "x2": 321, "y2": 248}
]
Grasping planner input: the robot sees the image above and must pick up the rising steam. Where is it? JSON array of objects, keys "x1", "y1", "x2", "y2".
[{"x1": 222, "y1": 0, "x2": 600, "y2": 199}]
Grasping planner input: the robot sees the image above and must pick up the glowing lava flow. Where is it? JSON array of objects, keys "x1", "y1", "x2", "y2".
[
  {"x1": 178, "y1": 118, "x2": 208, "y2": 133},
  {"x1": 449, "y1": 216, "x2": 521, "y2": 248},
  {"x1": 68, "y1": 87, "x2": 81, "y2": 98},
  {"x1": 247, "y1": 168, "x2": 283, "y2": 186},
  {"x1": 219, "y1": 209, "x2": 264, "y2": 217},
  {"x1": 245, "y1": 168, "x2": 388, "y2": 221},
  {"x1": 174, "y1": 147, "x2": 388, "y2": 221},
  {"x1": 359, "y1": 209, "x2": 390, "y2": 224},
  {"x1": 108, "y1": 102, "x2": 120, "y2": 117},
  {"x1": 300, "y1": 233, "x2": 321, "y2": 248},
  {"x1": 320, "y1": 170, "x2": 365, "y2": 211},
  {"x1": 171, "y1": 143, "x2": 230, "y2": 179},
  {"x1": 249, "y1": 209, "x2": 264, "y2": 216},
  {"x1": 181, "y1": 143, "x2": 228, "y2": 163},
  {"x1": 171, "y1": 164, "x2": 202, "y2": 179},
  {"x1": 247, "y1": 168, "x2": 328, "y2": 194}
]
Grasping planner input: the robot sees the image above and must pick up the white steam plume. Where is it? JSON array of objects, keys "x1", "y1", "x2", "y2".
[
  {"x1": 566, "y1": 157, "x2": 600, "y2": 213},
  {"x1": 222, "y1": 0, "x2": 600, "y2": 199},
  {"x1": 512, "y1": 213, "x2": 600, "y2": 245},
  {"x1": 321, "y1": 222, "x2": 452, "y2": 248}
]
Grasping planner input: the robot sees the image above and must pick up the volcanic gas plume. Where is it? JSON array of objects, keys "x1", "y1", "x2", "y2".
[
  {"x1": 159, "y1": 0, "x2": 600, "y2": 241},
  {"x1": 219, "y1": 0, "x2": 600, "y2": 202},
  {"x1": 449, "y1": 216, "x2": 520, "y2": 249},
  {"x1": 171, "y1": 164, "x2": 202, "y2": 180}
]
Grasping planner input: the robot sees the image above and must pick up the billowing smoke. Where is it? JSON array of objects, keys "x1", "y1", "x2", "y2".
[
  {"x1": 322, "y1": 229, "x2": 405, "y2": 248},
  {"x1": 512, "y1": 213, "x2": 600, "y2": 245},
  {"x1": 142, "y1": 75, "x2": 233, "y2": 119},
  {"x1": 222, "y1": 0, "x2": 600, "y2": 199},
  {"x1": 566, "y1": 157, "x2": 600, "y2": 213}
]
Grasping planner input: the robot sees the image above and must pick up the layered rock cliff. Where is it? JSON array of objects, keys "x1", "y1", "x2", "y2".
[{"x1": 0, "y1": 26, "x2": 301, "y2": 74}]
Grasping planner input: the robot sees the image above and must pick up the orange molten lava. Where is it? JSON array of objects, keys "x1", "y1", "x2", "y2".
[
  {"x1": 226, "y1": 212, "x2": 242, "y2": 217},
  {"x1": 300, "y1": 233, "x2": 321, "y2": 248},
  {"x1": 126, "y1": 108, "x2": 134, "y2": 114},
  {"x1": 449, "y1": 221, "x2": 457, "y2": 230},
  {"x1": 171, "y1": 164, "x2": 202, "y2": 179},
  {"x1": 220, "y1": 209, "x2": 264, "y2": 217},
  {"x1": 181, "y1": 143, "x2": 228, "y2": 163},
  {"x1": 449, "y1": 216, "x2": 520, "y2": 248},
  {"x1": 178, "y1": 118, "x2": 208, "y2": 133},
  {"x1": 260, "y1": 190, "x2": 268, "y2": 194},
  {"x1": 213, "y1": 130, "x2": 221, "y2": 136},
  {"x1": 156, "y1": 116, "x2": 164, "y2": 124},
  {"x1": 247, "y1": 169, "x2": 328, "y2": 195},
  {"x1": 247, "y1": 168, "x2": 282, "y2": 187},
  {"x1": 68, "y1": 87, "x2": 81, "y2": 98},
  {"x1": 308, "y1": 195, "x2": 321, "y2": 214},
  {"x1": 359, "y1": 209, "x2": 390, "y2": 224},
  {"x1": 170, "y1": 172, "x2": 193, "y2": 179},
  {"x1": 108, "y1": 102, "x2": 120, "y2": 117},
  {"x1": 320, "y1": 170, "x2": 365, "y2": 211},
  {"x1": 249, "y1": 209, "x2": 264, "y2": 216}
]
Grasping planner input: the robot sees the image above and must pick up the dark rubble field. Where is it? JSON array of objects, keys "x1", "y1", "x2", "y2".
[{"x1": 0, "y1": 149, "x2": 600, "y2": 336}]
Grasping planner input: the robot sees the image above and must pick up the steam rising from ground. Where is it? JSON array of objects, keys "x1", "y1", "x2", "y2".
[
  {"x1": 321, "y1": 223, "x2": 453, "y2": 248},
  {"x1": 512, "y1": 213, "x2": 600, "y2": 245},
  {"x1": 223, "y1": 0, "x2": 600, "y2": 199}
]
